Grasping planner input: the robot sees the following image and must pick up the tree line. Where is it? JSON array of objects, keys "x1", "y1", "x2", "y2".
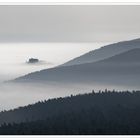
[{"x1": 0, "y1": 90, "x2": 140, "y2": 134}]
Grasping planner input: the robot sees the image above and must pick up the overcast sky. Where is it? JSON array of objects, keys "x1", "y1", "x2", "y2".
[{"x1": 0, "y1": 5, "x2": 140, "y2": 43}]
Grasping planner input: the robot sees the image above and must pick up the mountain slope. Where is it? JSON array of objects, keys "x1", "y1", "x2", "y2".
[
  {"x1": 63, "y1": 38, "x2": 140, "y2": 66},
  {"x1": 1, "y1": 90, "x2": 140, "y2": 134},
  {"x1": 14, "y1": 48, "x2": 140, "y2": 87}
]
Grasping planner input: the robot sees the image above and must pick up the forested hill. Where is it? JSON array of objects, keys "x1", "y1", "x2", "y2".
[{"x1": 1, "y1": 90, "x2": 140, "y2": 134}]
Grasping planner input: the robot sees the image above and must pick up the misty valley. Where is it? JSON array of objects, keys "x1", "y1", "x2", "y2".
[{"x1": 0, "y1": 38, "x2": 140, "y2": 134}]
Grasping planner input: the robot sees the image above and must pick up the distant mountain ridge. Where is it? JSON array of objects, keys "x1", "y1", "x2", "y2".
[
  {"x1": 63, "y1": 38, "x2": 140, "y2": 66},
  {"x1": 96, "y1": 48, "x2": 140, "y2": 64},
  {"x1": 13, "y1": 48, "x2": 140, "y2": 88}
]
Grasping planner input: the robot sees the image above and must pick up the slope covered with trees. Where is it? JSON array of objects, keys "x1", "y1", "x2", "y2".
[{"x1": 0, "y1": 90, "x2": 140, "y2": 134}]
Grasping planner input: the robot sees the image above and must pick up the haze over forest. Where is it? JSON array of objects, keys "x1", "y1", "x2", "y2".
[{"x1": 0, "y1": 5, "x2": 140, "y2": 135}]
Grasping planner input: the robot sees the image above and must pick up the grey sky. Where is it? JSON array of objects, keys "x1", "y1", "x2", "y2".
[{"x1": 0, "y1": 5, "x2": 140, "y2": 42}]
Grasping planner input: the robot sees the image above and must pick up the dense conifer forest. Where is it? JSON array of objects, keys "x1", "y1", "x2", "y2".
[{"x1": 0, "y1": 90, "x2": 140, "y2": 134}]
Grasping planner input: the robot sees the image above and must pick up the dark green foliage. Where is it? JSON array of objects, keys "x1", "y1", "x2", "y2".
[{"x1": 1, "y1": 90, "x2": 140, "y2": 134}]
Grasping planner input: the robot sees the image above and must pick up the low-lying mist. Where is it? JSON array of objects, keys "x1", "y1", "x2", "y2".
[
  {"x1": 0, "y1": 42, "x2": 108, "y2": 82},
  {"x1": 0, "y1": 81, "x2": 138, "y2": 111}
]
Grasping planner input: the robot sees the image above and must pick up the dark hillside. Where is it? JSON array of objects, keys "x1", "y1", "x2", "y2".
[{"x1": 0, "y1": 90, "x2": 140, "y2": 134}]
